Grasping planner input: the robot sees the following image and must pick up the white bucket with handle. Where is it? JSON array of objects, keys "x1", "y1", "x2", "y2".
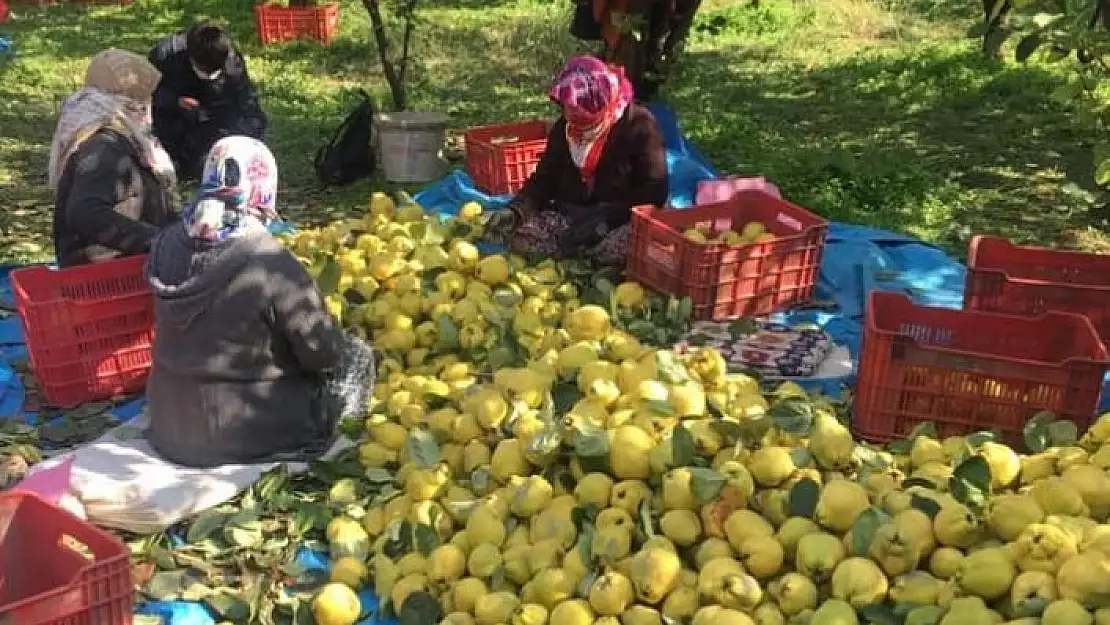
[{"x1": 375, "y1": 111, "x2": 449, "y2": 184}]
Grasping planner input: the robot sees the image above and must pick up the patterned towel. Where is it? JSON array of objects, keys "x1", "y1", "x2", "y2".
[{"x1": 675, "y1": 320, "x2": 833, "y2": 378}]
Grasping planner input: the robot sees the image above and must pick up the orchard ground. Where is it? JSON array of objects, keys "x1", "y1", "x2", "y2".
[{"x1": 1, "y1": 0, "x2": 1108, "y2": 265}]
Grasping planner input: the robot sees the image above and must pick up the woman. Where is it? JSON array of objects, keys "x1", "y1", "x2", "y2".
[
  {"x1": 571, "y1": 0, "x2": 702, "y2": 101},
  {"x1": 50, "y1": 48, "x2": 179, "y2": 268},
  {"x1": 488, "y1": 55, "x2": 668, "y2": 266},
  {"x1": 144, "y1": 137, "x2": 373, "y2": 468}
]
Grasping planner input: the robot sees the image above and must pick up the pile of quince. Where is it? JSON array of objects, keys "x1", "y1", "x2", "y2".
[
  {"x1": 683, "y1": 221, "x2": 774, "y2": 245},
  {"x1": 282, "y1": 194, "x2": 1110, "y2": 625}
]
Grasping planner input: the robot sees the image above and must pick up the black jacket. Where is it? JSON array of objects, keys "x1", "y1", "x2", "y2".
[
  {"x1": 149, "y1": 33, "x2": 267, "y2": 145},
  {"x1": 144, "y1": 223, "x2": 344, "y2": 468},
  {"x1": 53, "y1": 129, "x2": 178, "y2": 268}
]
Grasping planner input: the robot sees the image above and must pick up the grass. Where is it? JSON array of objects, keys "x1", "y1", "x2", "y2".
[{"x1": 0, "y1": 0, "x2": 1108, "y2": 265}]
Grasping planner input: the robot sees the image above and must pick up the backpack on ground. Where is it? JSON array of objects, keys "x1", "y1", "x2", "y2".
[{"x1": 314, "y1": 89, "x2": 376, "y2": 187}]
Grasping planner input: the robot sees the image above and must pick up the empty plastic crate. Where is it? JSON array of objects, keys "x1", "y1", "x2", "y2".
[
  {"x1": 626, "y1": 191, "x2": 828, "y2": 321},
  {"x1": 254, "y1": 2, "x2": 340, "y2": 45},
  {"x1": 854, "y1": 290, "x2": 1110, "y2": 444},
  {"x1": 0, "y1": 491, "x2": 132, "y2": 625},
  {"x1": 965, "y1": 235, "x2": 1110, "y2": 346},
  {"x1": 12, "y1": 255, "x2": 154, "y2": 407},
  {"x1": 464, "y1": 120, "x2": 548, "y2": 196}
]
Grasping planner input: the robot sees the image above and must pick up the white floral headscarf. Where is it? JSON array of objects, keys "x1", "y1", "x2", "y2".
[{"x1": 182, "y1": 136, "x2": 279, "y2": 241}]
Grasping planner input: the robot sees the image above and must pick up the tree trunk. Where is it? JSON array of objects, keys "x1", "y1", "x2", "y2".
[{"x1": 361, "y1": 0, "x2": 415, "y2": 111}]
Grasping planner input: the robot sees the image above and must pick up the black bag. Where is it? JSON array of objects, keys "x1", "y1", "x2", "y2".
[
  {"x1": 570, "y1": 0, "x2": 603, "y2": 41},
  {"x1": 314, "y1": 89, "x2": 376, "y2": 187}
]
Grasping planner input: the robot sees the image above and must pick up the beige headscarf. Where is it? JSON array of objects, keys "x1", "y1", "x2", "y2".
[{"x1": 48, "y1": 48, "x2": 177, "y2": 191}]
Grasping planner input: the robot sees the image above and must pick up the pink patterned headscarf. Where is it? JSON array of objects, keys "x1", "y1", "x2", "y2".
[{"x1": 549, "y1": 55, "x2": 634, "y2": 183}]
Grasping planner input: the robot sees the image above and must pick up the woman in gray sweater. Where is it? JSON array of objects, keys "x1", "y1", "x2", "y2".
[{"x1": 144, "y1": 136, "x2": 372, "y2": 468}]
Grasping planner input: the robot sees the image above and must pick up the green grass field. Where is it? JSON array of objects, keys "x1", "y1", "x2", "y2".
[{"x1": 1, "y1": 0, "x2": 1106, "y2": 265}]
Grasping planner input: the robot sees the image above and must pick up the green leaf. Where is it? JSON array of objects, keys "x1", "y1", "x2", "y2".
[
  {"x1": 965, "y1": 431, "x2": 997, "y2": 448},
  {"x1": 366, "y1": 467, "x2": 395, "y2": 483},
  {"x1": 316, "y1": 258, "x2": 341, "y2": 296},
  {"x1": 710, "y1": 418, "x2": 745, "y2": 441},
  {"x1": 413, "y1": 524, "x2": 440, "y2": 556},
  {"x1": 643, "y1": 399, "x2": 676, "y2": 416},
  {"x1": 1016, "y1": 33, "x2": 1044, "y2": 62},
  {"x1": 689, "y1": 468, "x2": 727, "y2": 505},
  {"x1": 900, "y1": 477, "x2": 940, "y2": 491},
  {"x1": 225, "y1": 523, "x2": 265, "y2": 549},
  {"x1": 671, "y1": 426, "x2": 697, "y2": 467},
  {"x1": 435, "y1": 315, "x2": 460, "y2": 350},
  {"x1": 788, "y1": 478, "x2": 821, "y2": 518},
  {"x1": 849, "y1": 507, "x2": 891, "y2": 557},
  {"x1": 186, "y1": 511, "x2": 228, "y2": 543},
  {"x1": 399, "y1": 591, "x2": 441, "y2": 625},
  {"x1": 405, "y1": 428, "x2": 441, "y2": 469},
  {"x1": 206, "y1": 592, "x2": 252, "y2": 621},
  {"x1": 769, "y1": 397, "x2": 815, "y2": 435},
  {"x1": 1047, "y1": 420, "x2": 1078, "y2": 447},
  {"x1": 639, "y1": 498, "x2": 655, "y2": 538},
  {"x1": 953, "y1": 455, "x2": 992, "y2": 494},
  {"x1": 906, "y1": 422, "x2": 938, "y2": 442},
  {"x1": 552, "y1": 382, "x2": 580, "y2": 416},
  {"x1": 790, "y1": 448, "x2": 815, "y2": 469},
  {"x1": 654, "y1": 350, "x2": 690, "y2": 384},
  {"x1": 1023, "y1": 411, "x2": 1056, "y2": 453},
  {"x1": 575, "y1": 432, "x2": 611, "y2": 458},
  {"x1": 572, "y1": 504, "x2": 601, "y2": 532},
  {"x1": 910, "y1": 494, "x2": 942, "y2": 519},
  {"x1": 1096, "y1": 156, "x2": 1110, "y2": 187},
  {"x1": 146, "y1": 570, "x2": 193, "y2": 600},
  {"x1": 859, "y1": 603, "x2": 899, "y2": 625},
  {"x1": 595, "y1": 278, "x2": 614, "y2": 297}
]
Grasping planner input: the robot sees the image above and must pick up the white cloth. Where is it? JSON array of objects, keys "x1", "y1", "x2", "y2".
[
  {"x1": 25, "y1": 411, "x2": 354, "y2": 534},
  {"x1": 47, "y1": 88, "x2": 176, "y2": 191}
]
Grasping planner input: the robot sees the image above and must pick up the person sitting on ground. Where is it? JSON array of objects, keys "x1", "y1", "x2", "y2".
[
  {"x1": 149, "y1": 21, "x2": 267, "y2": 180},
  {"x1": 144, "y1": 136, "x2": 374, "y2": 468},
  {"x1": 49, "y1": 48, "x2": 179, "y2": 269},
  {"x1": 486, "y1": 55, "x2": 668, "y2": 266}
]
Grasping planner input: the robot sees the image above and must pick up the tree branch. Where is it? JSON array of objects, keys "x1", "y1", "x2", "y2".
[
  {"x1": 361, "y1": 0, "x2": 407, "y2": 110},
  {"x1": 398, "y1": 0, "x2": 420, "y2": 86}
]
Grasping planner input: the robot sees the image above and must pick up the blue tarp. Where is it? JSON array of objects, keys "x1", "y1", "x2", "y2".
[{"x1": 0, "y1": 103, "x2": 1102, "y2": 625}]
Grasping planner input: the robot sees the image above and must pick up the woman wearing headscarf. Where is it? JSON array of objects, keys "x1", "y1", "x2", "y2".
[
  {"x1": 50, "y1": 48, "x2": 179, "y2": 268},
  {"x1": 144, "y1": 136, "x2": 374, "y2": 468},
  {"x1": 487, "y1": 55, "x2": 668, "y2": 266}
]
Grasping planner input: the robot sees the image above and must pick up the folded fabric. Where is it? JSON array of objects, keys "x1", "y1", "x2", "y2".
[
  {"x1": 695, "y1": 176, "x2": 782, "y2": 206},
  {"x1": 676, "y1": 319, "x2": 834, "y2": 378}
]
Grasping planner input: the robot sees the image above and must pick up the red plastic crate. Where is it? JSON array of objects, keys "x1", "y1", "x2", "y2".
[
  {"x1": 626, "y1": 191, "x2": 828, "y2": 321},
  {"x1": 966, "y1": 235, "x2": 1110, "y2": 346},
  {"x1": 12, "y1": 255, "x2": 154, "y2": 407},
  {"x1": 0, "y1": 491, "x2": 132, "y2": 625},
  {"x1": 254, "y1": 2, "x2": 340, "y2": 45},
  {"x1": 854, "y1": 290, "x2": 1110, "y2": 444},
  {"x1": 464, "y1": 120, "x2": 548, "y2": 196}
]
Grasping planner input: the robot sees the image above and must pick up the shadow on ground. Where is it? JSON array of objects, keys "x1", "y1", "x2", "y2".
[{"x1": 665, "y1": 43, "x2": 1099, "y2": 253}]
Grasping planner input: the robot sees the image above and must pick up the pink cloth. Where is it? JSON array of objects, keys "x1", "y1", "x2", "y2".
[
  {"x1": 14, "y1": 455, "x2": 74, "y2": 504},
  {"x1": 696, "y1": 176, "x2": 782, "y2": 205}
]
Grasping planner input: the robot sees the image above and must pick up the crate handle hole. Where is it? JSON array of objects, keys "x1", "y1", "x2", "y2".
[{"x1": 59, "y1": 534, "x2": 94, "y2": 562}]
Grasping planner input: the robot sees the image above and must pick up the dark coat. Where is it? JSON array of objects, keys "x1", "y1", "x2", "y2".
[
  {"x1": 149, "y1": 33, "x2": 267, "y2": 175},
  {"x1": 515, "y1": 101, "x2": 669, "y2": 228},
  {"x1": 144, "y1": 223, "x2": 344, "y2": 468},
  {"x1": 53, "y1": 128, "x2": 177, "y2": 269}
]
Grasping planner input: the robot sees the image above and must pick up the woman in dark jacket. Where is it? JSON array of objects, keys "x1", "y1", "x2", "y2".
[
  {"x1": 49, "y1": 48, "x2": 179, "y2": 268},
  {"x1": 488, "y1": 55, "x2": 668, "y2": 265},
  {"x1": 144, "y1": 136, "x2": 372, "y2": 468}
]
